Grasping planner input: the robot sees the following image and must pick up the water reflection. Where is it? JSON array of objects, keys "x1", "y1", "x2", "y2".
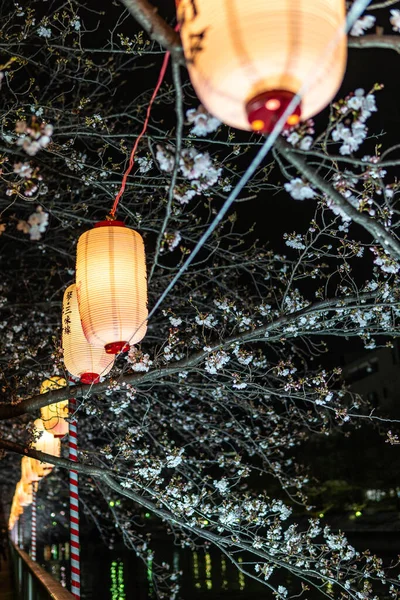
[
  {"x1": 40, "y1": 543, "x2": 259, "y2": 599},
  {"x1": 110, "y1": 560, "x2": 126, "y2": 600}
]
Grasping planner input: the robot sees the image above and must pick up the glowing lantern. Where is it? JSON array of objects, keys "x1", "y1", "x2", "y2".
[
  {"x1": 176, "y1": 0, "x2": 347, "y2": 133},
  {"x1": 31, "y1": 457, "x2": 51, "y2": 479},
  {"x1": 16, "y1": 480, "x2": 32, "y2": 507},
  {"x1": 32, "y1": 419, "x2": 60, "y2": 472},
  {"x1": 11, "y1": 496, "x2": 22, "y2": 517},
  {"x1": 21, "y1": 456, "x2": 40, "y2": 484},
  {"x1": 9, "y1": 495, "x2": 23, "y2": 529},
  {"x1": 62, "y1": 284, "x2": 115, "y2": 383},
  {"x1": 76, "y1": 221, "x2": 147, "y2": 354},
  {"x1": 40, "y1": 377, "x2": 69, "y2": 437}
]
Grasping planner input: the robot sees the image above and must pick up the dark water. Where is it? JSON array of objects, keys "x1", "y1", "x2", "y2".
[
  {"x1": 40, "y1": 542, "x2": 265, "y2": 599},
  {"x1": 35, "y1": 527, "x2": 400, "y2": 600}
]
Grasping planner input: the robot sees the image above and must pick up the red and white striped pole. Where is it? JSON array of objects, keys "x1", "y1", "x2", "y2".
[
  {"x1": 31, "y1": 481, "x2": 37, "y2": 561},
  {"x1": 69, "y1": 397, "x2": 80, "y2": 599}
]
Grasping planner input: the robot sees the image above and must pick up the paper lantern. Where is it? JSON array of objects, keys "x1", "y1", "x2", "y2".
[
  {"x1": 11, "y1": 496, "x2": 22, "y2": 517},
  {"x1": 16, "y1": 480, "x2": 32, "y2": 507},
  {"x1": 21, "y1": 456, "x2": 40, "y2": 484},
  {"x1": 9, "y1": 495, "x2": 23, "y2": 529},
  {"x1": 31, "y1": 457, "x2": 52, "y2": 479},
  {"x1": 76, "y1": 221, "x2": 148, "y2": 354},
  {"x1": 176, "y1": 0, "x2": 347, "y2": 133},
  {"x1": 62, "y1": 284, "x2": 115, "y2": 383},
  {"x1": 32, "y1": 419, "x2": 61, "y2": 472},
  {"x1": 40, "y1": 377, "x2": 69, "y2": 437}
]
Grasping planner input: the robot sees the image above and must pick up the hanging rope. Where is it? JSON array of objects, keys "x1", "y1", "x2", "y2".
[
  {"x1": 69, "y1": 397, "x2": 80, "y2": 599},
  {"x1": 109, "y1": 51, "x2": 172, "y2": 219},
  {"x1": 31, "y1": 481, "x2": 37, "y2": 561}
]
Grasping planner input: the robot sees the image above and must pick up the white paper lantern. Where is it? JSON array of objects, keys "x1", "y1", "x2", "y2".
[
  {"x1": 31, "y1": 419, "x2": 60, "y2": 472},
  {"x1": 76, "y1": 221, "x2": 148, "y2": 354},
  {"x1": 177, "y1": 0, "x2": 347, "y2": 132},
  {"x1": 62, "y1": 284, "x2": 115, "y2": 383}
]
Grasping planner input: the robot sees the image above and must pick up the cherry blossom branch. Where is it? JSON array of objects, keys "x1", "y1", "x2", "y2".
[
  {"x1": 0, "y1": 438, "x2": 233, "y2": 547},
  {"x1": 274, "y1": 136, "x2": 400, "y2": 261},
  {"x1": 0, "y1": 439, "x2": 368, "y2": 599},
  {"x1": 117, "y1": 0, "x2": 184, "y2": 62},
  {"x1": 0, "y1": 291, "x2": 387, "y2": 420}
]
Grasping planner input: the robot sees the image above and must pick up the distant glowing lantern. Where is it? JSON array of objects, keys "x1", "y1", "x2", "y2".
[
  {"x1": 62, "y1": 284, "x2": 115, "y2": 383},
  {"x1": 11, "y1": 495, "x2": 22, "y2": 516},
  {"x1": 76, "y1": 221, "x2": 147, "y2": 354},
  {"x1": 176, "y1": 0, "x2": 347, "y2": 133},
  {"x1": 30, "y1": 457, "x2": 51, "y2": 479},
  {"x1": 21, "y1": 456, "x2": 40, "y2": 484},
  {"x1": 9, "y1": 495, "x2": 23, "y2": 529},
  {"x1": 16, "y1": 480, "x2": 32, "y2": 507},
  {"x1": 40, "y1": 377, "x2": 69, "y2": 437},
  {"x1": 32, "y1": 419, "x2": 61, "y2": 471}
]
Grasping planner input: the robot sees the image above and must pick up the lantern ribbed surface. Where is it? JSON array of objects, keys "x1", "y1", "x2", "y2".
[
  {"x1": 30, "y1": 457, "x2": 50, "y2": 479},
  {"x1": 177, "y1": 0, "x2": 347, "y2": 131},
  {"x1": 21, "y1": 456, "x2": 40, "y2": 484},
  {"x1": 76, "y1": 221, "x2": 148, "y2": 354},
  {"x1": 41, "y1": 400, "x2": 69, "y2": 437},
  {"x1": 32, "y1": 418, "x2": 61, "y2": 467},
  {"x1": 40, "y1": 378, "x2": 69, "y2": 437},
  {"x1": 16, "y1": 480, "x2": 32, "y2": 507},
  {"x1": 62, "y1": 284, "x2": 115, "y2": 381}
]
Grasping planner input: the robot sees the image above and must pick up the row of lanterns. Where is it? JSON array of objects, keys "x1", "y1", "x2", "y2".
[
  {"x1": 10, "y1": 220, "x2": 149, "y2": 531},
  {"x1": 13, "y1": 221, "x2": 148, "y2": 514},
  {"x1": 9, "y1": 411, "x2": 61, "y2": 531},
  {"x1": 176, "y1": 0, "x2": 347, "y2": 133}
]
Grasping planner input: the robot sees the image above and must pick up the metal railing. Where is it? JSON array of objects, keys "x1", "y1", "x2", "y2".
[{"x1": 10, "y1": 541, "x2": 75, "y2": 600}]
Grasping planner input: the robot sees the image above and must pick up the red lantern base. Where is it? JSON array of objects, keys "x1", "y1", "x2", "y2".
[
  {"x1": 105, "y1": 341, "x2": 129, "y2": 355},
  {"x1": 246, "y1": 90, "x2": 301, "y2": 134},
  {"x1": 80, "y1": 372, "x2": 100, "y2": 385}
]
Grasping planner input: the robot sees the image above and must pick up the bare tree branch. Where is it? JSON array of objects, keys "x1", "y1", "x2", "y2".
[
  {"x1": 117, "y1": 0, "x2": 184, "y2": 62},
  {"x1": 0, "y1": 291, "x2": 386, "y2": 420},
  {"x1": 349, "y1": 34, "x2": 400, "y2": 52}
]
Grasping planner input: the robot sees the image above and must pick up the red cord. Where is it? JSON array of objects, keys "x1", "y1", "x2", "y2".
[{"x1": 109, "y1": 50, "x2": 172, "y2": 218}]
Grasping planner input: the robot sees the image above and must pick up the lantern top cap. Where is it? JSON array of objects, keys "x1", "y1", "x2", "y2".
[
  {"x1": 33, "y1": 418, "x2": 45, "y2": 431},
  {"x1": 95, "y1": 220, "x2": 126, "y2": 228}
]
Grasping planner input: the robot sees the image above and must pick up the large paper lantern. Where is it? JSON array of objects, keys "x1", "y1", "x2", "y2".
[
  {"x1": 40, "y1": 377, "x2": 69, "y2": 437},
  {"x1": 176, "y1": 0, "x2": 347, "y2": 133},
  {"x1": 31, "y1": 419, "x2": 61, "y2": 472},
  {"x1": 76, "y1": 221, "x2": 147, "y2": 354},
  {"x1": 62, "y1": 284, "x2": 115, "y2": 383}
]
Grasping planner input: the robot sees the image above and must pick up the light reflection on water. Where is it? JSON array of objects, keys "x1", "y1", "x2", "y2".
[
  {"x1": 110, "y1": 560, "x2": 126, "y2": 600},
  {"x1": 41, "y1": 543, "x2": 260, "y2": 599}
]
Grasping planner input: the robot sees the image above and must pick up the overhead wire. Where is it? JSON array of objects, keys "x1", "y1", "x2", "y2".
[{"x1": 145, "y1": 0, "x2": 373, "y2": 323}]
